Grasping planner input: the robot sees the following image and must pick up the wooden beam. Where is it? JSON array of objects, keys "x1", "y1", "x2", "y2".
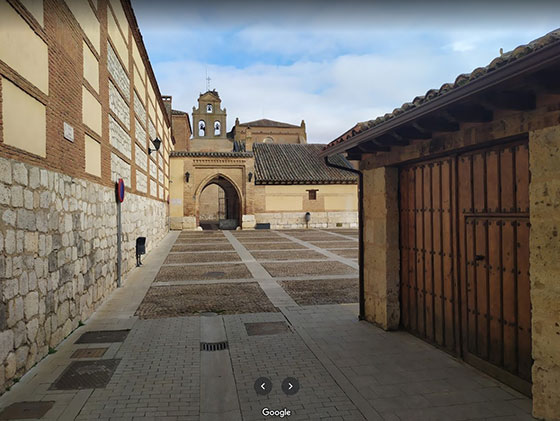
[
  {"x1": 417, "y1": 115, "x2": 460, "y2": 132},
  {"x1": 376, "y1": 132, "x2": 410, "y2": 147},
  {"x1": 481, "y1": 90, "x2": 536, "y2": 111},
  {"x1": 530, "y1": 69, "x2": 560, "y2": 94},
  {"x1": 445, "y1": 104, "x2": 493, "y2": 123},
  {"x1": 395, "y1": 125, "x2": 432, "y2": 139},
  {"x1": 347, "y1": 146, "x2": 363, "y2": 160},
  {"x1": 357, "y1": 142, "x2": 390, "y2": 153}
]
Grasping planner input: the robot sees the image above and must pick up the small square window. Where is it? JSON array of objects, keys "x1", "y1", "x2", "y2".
[{"x1": 307, "y1": 189, "x2": 318, "y2": 200}]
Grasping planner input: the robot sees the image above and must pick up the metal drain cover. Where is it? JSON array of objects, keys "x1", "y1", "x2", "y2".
[
  {"x1": 201, "y1": 341, "x2": 229, "y2": 351},
  {"x1": 71, "y1": 348, "x2": 108, "y2": 358},
  {"x1": 204, "y1": 271, "x2": 225, "y2": 278},
  {"x1": 0, "y1": 401, "x2": 55, "y2": 419},
  {"x1": 245, "y1": 321, "x2": 291, "y2": 336},
  {"x1": 50, "y1": 359, "x2": 121, "y2": 390},
  {"x1": 75, "y1": 330, "x2": 130, "y2": 344}
]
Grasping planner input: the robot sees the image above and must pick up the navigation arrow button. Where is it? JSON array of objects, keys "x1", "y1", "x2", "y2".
[
  {"x1": 281, "y1": 377, "x2": 299, "y2": 395},
  {"x1": 254, "y1": 377, "x2": 272, "y2": 395}
]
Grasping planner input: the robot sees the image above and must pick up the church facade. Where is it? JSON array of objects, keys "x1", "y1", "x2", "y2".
[{"x1": 169, "y1": 90, "x2": 358, "y2": 230}]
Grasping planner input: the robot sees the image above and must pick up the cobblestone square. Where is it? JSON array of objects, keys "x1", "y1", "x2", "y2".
[{"x1": 0, "y1": 229, "x2": 534, "y2": 421}]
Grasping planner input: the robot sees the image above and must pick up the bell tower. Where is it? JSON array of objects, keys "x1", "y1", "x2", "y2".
[{"x1": 192, "y1": 90, "x2": 227, "y2": 142}]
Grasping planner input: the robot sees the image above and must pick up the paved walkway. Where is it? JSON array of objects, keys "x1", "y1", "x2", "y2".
[{"x1": 0, "y1": 230, "x2": 534, "y2": 420}]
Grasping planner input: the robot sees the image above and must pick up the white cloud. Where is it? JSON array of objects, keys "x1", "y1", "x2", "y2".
[{"x1": 139, "y1": 12, "x2": 559, "y2": 144}]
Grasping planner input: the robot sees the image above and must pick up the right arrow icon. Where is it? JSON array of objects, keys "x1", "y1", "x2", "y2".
[{"x1": 282, "y1": 377, "x2": 299, "y2": 395}]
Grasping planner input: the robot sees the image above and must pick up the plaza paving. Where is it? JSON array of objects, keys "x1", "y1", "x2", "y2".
[{"x1": 0, "y1": 229, "x2": 534, "y2": 420}]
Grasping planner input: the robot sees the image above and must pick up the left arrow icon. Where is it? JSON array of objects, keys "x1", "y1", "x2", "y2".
[{"x1": 254, "y1": 377, "x2": 272, "y2": 395}]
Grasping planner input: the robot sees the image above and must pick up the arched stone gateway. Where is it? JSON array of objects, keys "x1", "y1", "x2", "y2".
[{"x1": 197, "y1": 174, "x2": 241, "y2": 230}]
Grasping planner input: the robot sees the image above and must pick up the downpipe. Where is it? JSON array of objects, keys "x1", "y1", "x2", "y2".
[{"x1": 324, "y1": 157, "x2": 365, "y2": 321}]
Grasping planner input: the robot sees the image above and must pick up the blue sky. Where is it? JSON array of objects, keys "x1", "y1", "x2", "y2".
[{"x1": 132, "y1": 0, "x2": 560, "y2": 143}]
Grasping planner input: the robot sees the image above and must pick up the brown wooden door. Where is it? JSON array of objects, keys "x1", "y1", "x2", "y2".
[
  {"x1": 458, "y1": 141, "x2": 532, "y2": 394},
  {"x1": 399, "y1": 140, "x2": 531, "y2": 395},
  {"x1": 399, "y1": 157, "x2": 458, "y2": 353}
]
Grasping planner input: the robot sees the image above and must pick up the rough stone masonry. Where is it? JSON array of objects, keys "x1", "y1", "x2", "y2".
[{"x1": 0, "y1": 156, "x2": 167, "y2": 391}]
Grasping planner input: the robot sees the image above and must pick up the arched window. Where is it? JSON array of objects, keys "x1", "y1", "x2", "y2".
[
  {"x1": 214, "y1": 121, "x2": 221, "y2": 136},
  {"x1": 263, "y1": 137, "x2": 274, "y2": 143},
  {"x1": 206, "y1": 104, "x2": 213, "y2": 113},
  {"x1": 198, "y1": 120, "x2": 206, "y2": 137}
]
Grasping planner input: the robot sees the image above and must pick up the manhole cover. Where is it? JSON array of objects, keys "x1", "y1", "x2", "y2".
[
  {"x1": 204, "y1": 271, "x2": 225, "y2": 278},
  {"x1": 71, "y1": 348, "x2": 108, "y2": 358},
  {"x1": 200, "y1": 341, "x2": 229, "y2": 351},
  {"x1": 75, "y1": 330, "x2": 130, "y2": 344},
  {"x1": 245, "y1": 321, "x2": 291, "y2": 336},
  {"x1": 0, "y1": 401, "x2": 55, "y2": 419},
  {"x1": 50, "y1": 359, "x2": 121, "y2": 390}
]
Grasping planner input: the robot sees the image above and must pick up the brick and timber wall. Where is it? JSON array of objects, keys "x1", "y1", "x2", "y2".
[{"x1": 0, "y1": 0, "x2": 173, "y2": 392}]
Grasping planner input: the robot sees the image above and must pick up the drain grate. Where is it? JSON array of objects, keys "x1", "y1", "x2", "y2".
[
  {"x1": 0, "y1": 401, "x2": 55, "y2": 419},
  {"x1": 50, "y1": 359, "x2": 121, "y2": 390},
  {"x1": 71, "y1": 348, "x2": 108, "y2": 359},
  {"x1": 75, "y1": 330, "x2": 130, "y2": 344},
  {"x1": 245, "y1": 321, "x2": 291, "y2": 336},
  {"x1": 200, "y1": 341, "x2": 229, "y2": 351},
  {"x1": 204, "y1": 271, "x2": 225, "y2": 278}
]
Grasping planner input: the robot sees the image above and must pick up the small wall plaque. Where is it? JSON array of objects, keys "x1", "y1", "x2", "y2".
[{"x1": 64, "y1": 122, "x2": 74, "y2": 142}]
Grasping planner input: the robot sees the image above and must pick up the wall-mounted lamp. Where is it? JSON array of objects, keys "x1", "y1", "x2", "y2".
[
  {"x1": 185, "y1": 172, "x2": 190, "y2": 183},
  {"x1": 148, "y1": 137, "x2": 162, "y2": 155},
  {"x1": 248, "y1": 172, "x2": 253, "y2": 182}
]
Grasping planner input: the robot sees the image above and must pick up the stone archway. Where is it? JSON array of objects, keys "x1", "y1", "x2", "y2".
[{"x1": 197, "y1": 175, "x2": 241, "y2": 230}]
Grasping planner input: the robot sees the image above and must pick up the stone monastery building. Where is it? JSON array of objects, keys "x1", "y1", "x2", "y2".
[{"x1": 169, "y1": 90, "x2": 358, "y2": 231}]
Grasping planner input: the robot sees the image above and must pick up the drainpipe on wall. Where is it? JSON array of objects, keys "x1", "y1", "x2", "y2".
[{"x1": 324, "y1": 157, "x2": 365, "y2": 321}]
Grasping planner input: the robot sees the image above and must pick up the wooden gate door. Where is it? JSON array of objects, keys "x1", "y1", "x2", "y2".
[
  {"x1": 399, "y1": 139, "x2": 532, "y2": 395},
  {"x1": 399, "y1": 156, "x2": 458, "y2": 353},
  {"x1": 458, "y1": 141, "x2": 532, "y2": 394}
]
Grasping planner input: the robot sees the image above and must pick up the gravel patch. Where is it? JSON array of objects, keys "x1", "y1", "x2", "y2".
[
  {"x1": 164, "y1": 252, "x2": 241, "y2": 264},
  {"x1": 279, "y1": 278, "x2": 358, "y2": 305},
  {"x1": 175, "y1": 238, "x2": 230, "y2": 244},
  {"x1": 309, "y1": 240, "x2": 357, "y2": 247},
  {"x1": 155, "y1": 263, "x2": 251, "y2": 281},
  {"x1": 136, "y1": 283, "x2": 278, "y2": 318},
  {"x1": 244, "y1": 242, "x2": 306, "y2": 250},
  {"x1": 329, "y1": 249, "x2": 359, "y2": 258},
  {"x1": 251, "y1": 250, "x2": 329, "y2": 261},
  {"x1": 262, "y1": 261, "x2": 357, "y2": 277},
  {"x1": 171, "y1": 243, "x2": 234, "y2": 252}
]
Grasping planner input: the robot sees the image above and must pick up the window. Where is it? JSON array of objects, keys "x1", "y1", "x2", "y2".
[
  {"x1": 263, "y1": 137, "x2": 274, "y2": 143},
  {"x1": 206, "y1": 104, "x2": 213, "y2": 113},
  {"x1": 214, "y1": 121, "x2": 221, "y2": 136},
  {"x1": 307, "y1": 189, "x2": 318, "y2": 200},
  {"x1": 198, "y1": 120, "x2": 206, "y2": 136}
]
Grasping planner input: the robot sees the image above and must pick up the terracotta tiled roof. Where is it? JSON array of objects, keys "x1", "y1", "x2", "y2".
[
  {"x1": 238, "y1": 119, "x2": 299, "y2": 128},
  {"x1": 171, "y1": 109, "x2": 187, "y2": 115},
  {"x1": 170, "y1": 151, "x2": 253, "y2": 158},
  {"x1": 253, "y1": 144, "x2": 357, "y2": 184},
  {"x1": 324, "y1": 28, "x2": 560, "y2": 152}
]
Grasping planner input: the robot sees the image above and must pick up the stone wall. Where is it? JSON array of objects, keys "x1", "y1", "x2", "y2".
[
  {"x1": 0, "y1": 157, "x2": 168, "y2": 392},
  {"x1": 109, "y1": 116, "x2": 132, "y2": 159},
  {"x1": 529, "y1": 126, "x2": 560, "y2": 420},
  {"x1": 108, "y1": 81, "x2": 130, "y2": 131},
  {"x1": 361, "y1": 166, "x2": 400, "y2": 330},
  {"x1": 254, "y1": 211, "x2": 358, "y2": 229}
]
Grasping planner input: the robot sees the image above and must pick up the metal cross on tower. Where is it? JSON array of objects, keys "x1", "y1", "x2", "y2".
[{"x1": 206, "y1": 72, "x2": 211, "y2": 91}]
